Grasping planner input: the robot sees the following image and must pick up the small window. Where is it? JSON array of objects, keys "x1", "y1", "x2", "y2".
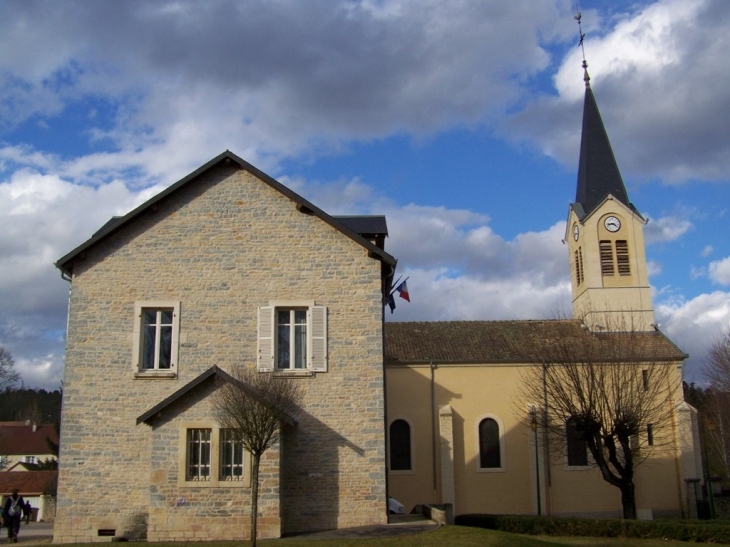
[
  {"x1": 187, "y1": 428, "x2": 211, "y2": 481},
  {"x1": 220, "y1": 429, "x2": 245, "y2": 480},
  {"x1": 479, "y1": 418, "x2": 501, "y2": 469},
  {"x1": 133, "y1": 301, "x2": 180, "y2": 377},
  {"x1": 642, "y1": 369, "x2": 649, "y2": 391},
  {"x1": 615, "y1": 240, "x2": 630, "y2": 275},
  {"x1": 599, "y1": 241, "x2": 614, "y2": 276},
  {"x1": 389, "y1": 419, "x2": 412, "y2": 471},
  {"x1": 258, "y1": 304, "x2": 327, "y2": 372},
  {"x1": 566, "y1": 416, "x2": 588, "y2": 466},
  {"x1": 647, "y1": 424, "x2": 654, "y2": 446}
]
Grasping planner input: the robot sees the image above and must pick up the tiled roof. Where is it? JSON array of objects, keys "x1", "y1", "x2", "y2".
[
  {"x1": 0, "y1": 471, "x2": 57, "y2": 496},
  {"x1": 0, "y1": 424, "x2": 58, "y2": 456},
  {"x1": 385, "y1": 320, "x2": 687, "y2": 364}
]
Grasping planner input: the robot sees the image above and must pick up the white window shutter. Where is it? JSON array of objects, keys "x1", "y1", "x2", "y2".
[
  {"x1": 309, "y1": 305, "x2": 327, "y2": 372},
  {"x1": 257, "y1": 306, "x2": 274, "y2": 372}
]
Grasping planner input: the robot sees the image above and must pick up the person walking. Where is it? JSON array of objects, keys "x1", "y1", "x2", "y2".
[{"x1": 2, "y1": 490, "x2": 24, "y2": 543}]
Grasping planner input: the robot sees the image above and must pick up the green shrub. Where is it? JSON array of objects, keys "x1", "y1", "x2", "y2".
[{"x1": 454, "y1": 514, "x2": 730, "y2": 543}]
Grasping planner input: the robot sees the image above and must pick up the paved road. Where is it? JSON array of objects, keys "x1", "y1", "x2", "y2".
[{"x1": 2, "y1": 521, "x2": 53, "y2": 544}]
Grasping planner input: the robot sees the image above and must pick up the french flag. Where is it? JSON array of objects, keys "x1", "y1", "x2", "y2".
[{"x1": 395, "y1": 280, "x2": 410, "y2": 302}]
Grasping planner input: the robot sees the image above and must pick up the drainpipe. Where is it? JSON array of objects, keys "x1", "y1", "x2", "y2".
[{"x1": 431, "y1": 360, "x2": 438, "y2": 494}]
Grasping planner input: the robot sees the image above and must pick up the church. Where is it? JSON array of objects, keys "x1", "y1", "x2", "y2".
[{"x1": 52, "y1": 67, "x2": 701, "y2": 542}]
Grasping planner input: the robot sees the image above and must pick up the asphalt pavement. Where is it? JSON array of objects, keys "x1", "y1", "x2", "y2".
[{"x1": 2, "y1": 521, "x2": 53, "y2": 544}]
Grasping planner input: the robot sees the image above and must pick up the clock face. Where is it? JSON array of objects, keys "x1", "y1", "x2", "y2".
[
  {"x1": 604, "y1": 216, "x2": 621, "y2": 232},
  {"x1": 573, "y1": 223, "x2": 579, "y2": 241}
]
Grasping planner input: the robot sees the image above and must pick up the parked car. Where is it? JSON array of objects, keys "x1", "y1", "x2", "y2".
[{"x1": 388, "y1": 497, "x2": 405, "y2": 514}]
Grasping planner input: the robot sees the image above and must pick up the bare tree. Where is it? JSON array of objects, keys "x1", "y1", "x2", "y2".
[
  {"x1": 705, "y1": 328, "x2": 730, "y2": 392},
  {"x1": 702, "y1": 328, "x2": 730, "y2": 481},
  {"x1": 0, "y1": 346, "x2": 20, "y2": 392},
  {"x1": 518, "y1": 322, "x2": 681, "y2": 519},
  {"x1": 212, "y1": 366, "x2": 301, "y2": 546}
]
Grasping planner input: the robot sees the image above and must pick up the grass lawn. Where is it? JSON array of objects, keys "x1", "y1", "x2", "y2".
[{"x1": 48, "y1": 526, "x2": 695, "y2": 547}]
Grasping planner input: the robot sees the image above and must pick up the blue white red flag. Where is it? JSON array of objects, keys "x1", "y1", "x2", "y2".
[{"x1": 395, "y1": 280, "x2": 410, "y2": 302}]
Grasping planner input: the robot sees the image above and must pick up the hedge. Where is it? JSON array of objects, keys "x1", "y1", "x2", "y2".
[{"x1": 454, "y1": 514, "x2": 730, "y2": 543}]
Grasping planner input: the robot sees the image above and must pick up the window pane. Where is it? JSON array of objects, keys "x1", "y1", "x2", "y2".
[
  {"x1": 294, "y1": 311, "x2": 307, "y2": 369},
  {"x1": 479, "y1": 418, "x2": 501, "y2": 468},
  {"x1": 158, "y1": 326, "x2": 172, "y2": 369},
  {"x1": 566, "y1": 417, "x2": 588, "y2": 466},
  {"x1": 220, "y1": 429, "x2": 245, "y2": 480},
  {"x1": 188, "y1": 428, "x2": 211, "y2": 480},
  {"x1": 142, "y1": 325, "x2": 156, "y2": 369},
  {"x1": 389, "y1": 420, "x2": 411, "y2": 471},
  {"x1": 161, "y1": 310, "x2": 173, "y2": 325}
]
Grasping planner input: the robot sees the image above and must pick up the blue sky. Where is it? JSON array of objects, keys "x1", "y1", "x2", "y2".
[{"x1": 1, "y1": 0, "x2": 730, "y2": 389}]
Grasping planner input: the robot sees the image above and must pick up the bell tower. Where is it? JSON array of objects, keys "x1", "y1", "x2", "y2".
[{"x1": 566, "y1": 63, "x2": 654, "y2": 332}]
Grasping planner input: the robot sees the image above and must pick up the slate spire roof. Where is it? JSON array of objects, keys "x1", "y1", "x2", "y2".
[{"x1": 573, "y1": 68, "x2": 634, "y2": 219}]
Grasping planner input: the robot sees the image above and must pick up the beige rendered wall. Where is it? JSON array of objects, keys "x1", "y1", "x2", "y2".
[
  {"x1": 55, "y1": 163, "x2": 388, "y2": 542},
  {"x1": 567, "y1": 197, "x2": 654, "y2": 332},
  {"x1": 386, "y1": 362, "x2": 686, "y2": 518}
]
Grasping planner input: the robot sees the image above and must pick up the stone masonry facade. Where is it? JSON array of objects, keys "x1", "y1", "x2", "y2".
[{"x1": 54, "y1": 159, "x2": 389, "y2": 542}]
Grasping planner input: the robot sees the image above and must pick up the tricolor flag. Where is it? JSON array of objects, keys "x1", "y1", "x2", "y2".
[{"x1": 395, "y1": 280, "x2": 410, "y2": 302}]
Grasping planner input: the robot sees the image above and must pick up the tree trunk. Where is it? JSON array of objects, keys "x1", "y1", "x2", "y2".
[
  {"x1": 620, "y1": 480, "x2": 637, "y2": 519},
  {"x1": 251, "y1": 453, "x2": 260, "y2": 547}
]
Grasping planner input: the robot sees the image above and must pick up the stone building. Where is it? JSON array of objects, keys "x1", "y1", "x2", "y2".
[
  {"x1": 53, "y1": 72, "x2": 701, "y2": 542},
  {"x1": 54, "y1": 155, "x2": 396, "y2": 541}
]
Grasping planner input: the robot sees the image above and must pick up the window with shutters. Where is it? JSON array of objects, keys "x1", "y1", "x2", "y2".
[
  {"x1": 575, "y1": 247, "x2": 584, "y2": 286},
  {"x1": 389, "y1": 419, "x2": 412, "y2": 472},
  {"x1": 133, "y1": 301, "x2": 180, "y2": 378},
  {"x1": 615, "y1": 240, "x2": 630, "y2": 275},
  {"x1": 258, "y1": 302, "x2": 327, "y2": 373},
  {"x1": 599, "y1": 240, "x2": 615, "y2": 276}
]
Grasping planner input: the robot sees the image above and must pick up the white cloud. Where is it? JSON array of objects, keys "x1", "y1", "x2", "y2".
[
  {"x1": 0, "y1": 166, "x2": 148, "y2": 389},
  {"x1": 709, "y1": 257, "x2": 730, "y2": 285},
  {"x1": 656, "y1": 291, "x2": 730, "y2": 382},
  {"x1": 701, "y1": 245, "x2": 714, "y2": 257},
  {"x1": 644, "y1": 215, "x2": 692, "y2": 244},
  {"x1": 505, "y1": 0, "x2": 730, "y2": 185}
]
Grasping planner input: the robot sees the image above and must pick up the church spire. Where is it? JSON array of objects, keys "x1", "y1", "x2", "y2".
[
  {"x1": 574, "y1": 83, "x2": 631, "y2": 217},
  {"x1": 572, "y1": 14, "x2": 631, "y2": 219}
]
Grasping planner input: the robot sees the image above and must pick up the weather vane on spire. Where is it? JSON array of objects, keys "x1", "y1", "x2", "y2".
[{"x1": 574, "y1": 8, "x2": 590, "y2": 86}]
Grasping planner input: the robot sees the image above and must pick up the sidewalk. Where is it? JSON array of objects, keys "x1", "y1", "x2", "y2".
[{"x1": 4, "y1": 516, "x2": 439, "y2": 543}]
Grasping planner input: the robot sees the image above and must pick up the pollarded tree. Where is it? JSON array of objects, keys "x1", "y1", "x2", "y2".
[
  {"x1": 0, "y1": 346, "x2": 20, "y2": 392},
  {"x1": 518, "y1": 321, "x2": 682, "y2": 519},
  {"x1": 212, "y1": 366, "x2": 301, "y2": 547}
]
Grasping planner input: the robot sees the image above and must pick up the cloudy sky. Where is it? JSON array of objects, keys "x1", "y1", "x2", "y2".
[{"x1": 2, "y1": 0, "x2": 730, "y2": 390}]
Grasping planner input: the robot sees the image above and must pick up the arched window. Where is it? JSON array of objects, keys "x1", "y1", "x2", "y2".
[
  {"x1": 566, "y1": 416, "x2": 588, "y2": 466},
  {"x1": 478, "y1": 418, "x2": 501, "y2": 469},
  {"x1": 389, "y1": 419, "x2": 411, "y2": 471}
]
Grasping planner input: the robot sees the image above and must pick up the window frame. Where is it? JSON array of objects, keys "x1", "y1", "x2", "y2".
[
  {"x1": 178, "y1": 422, "x2": 251, "y2": 488},
  {"x1": 133, "y1": 301, "x2": 180, "y2": 378},
  {"x1": 475, "y1": 414, "x2": 506, "y2": 473},
  {"x1": 388, "y1": 418, "x2": 415, "y2": 474},
  {"x1": 258, "y1": 301, "x2": 327, "y2": 374}
]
